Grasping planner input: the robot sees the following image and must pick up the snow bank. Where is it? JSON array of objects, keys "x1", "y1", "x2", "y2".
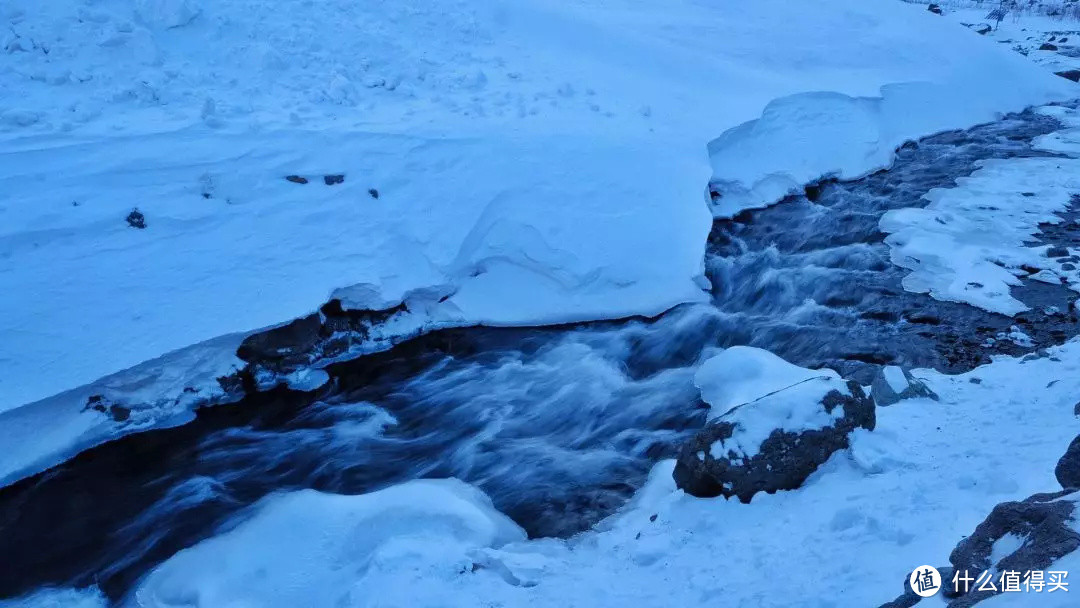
[
  {"x1": 1, "y1": 0, "x2": 1075, "y2": 484},
  {"x1": 128, "y1": 479, "x2": 525, "y2": 607},
  {"x1": 694, "y1": 346, "x2": 850, "y2": 457},
  {"x1": 881, "y1": 152, "x2": 1080, "y2": 315},
  {"x1": 707, "y1": 8, "x2": 1077, "y2": 217}
]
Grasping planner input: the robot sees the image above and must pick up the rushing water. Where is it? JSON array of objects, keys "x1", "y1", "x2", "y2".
[{"x1": 1, "y1": 106, "x2": 1078, "y2": 603}]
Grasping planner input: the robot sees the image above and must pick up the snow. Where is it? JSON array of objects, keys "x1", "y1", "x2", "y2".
[
  {"x1": 50, "y1": 338, "x2": 1073, "y2": 607},
  {"x1": 128, "y1": 479, "x2": 525, "y2": 608},
  {"x1": 883, "y1": 365, "x2": 911, "y2": 394},
  {"x1": 0, "y1": 588, "x2": 107, "y2": 608},
  {"x1": 880, "y1": 147, "x2": 1080, "y2": 315},
  {"x1": 694, "y1": 346, "x2": 850, "y2": 458}
]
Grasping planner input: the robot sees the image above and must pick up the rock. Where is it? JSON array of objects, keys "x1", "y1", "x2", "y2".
[
  {"x1": 1056, "y1": 70, "x2": 1080, "y2": 82},
  {"x1": 323, "y1": 174, "x2": 345, "y2": 185},
  {"x1": 368, "y1": 188, "x2": 380, "y2": 199},
  {"x1": 125, "y1": 208, "x2": 146, "y2": 229},
  {"x1": 974, "y1": 23, "x2": 992, "y2": 35},
  {"x1": 1062, "y1": 263, "x2": 1076, "y2": 271},
  {"x1": 285, "y1": 175, "x2": 309, "y2": 184},
  {"x1": 1056, "y1": 435, "x2": 1080, "y2": 490},
  {"x1": 673, "y1": 380, "x2": 874, "y2": 502},
  {"x1": 1047, "y1": 246, "x2": 1070, "y2": 258},
  {"x1": 1040, "y1": 42, "x2": 1059, "y2": 51},
  {"x1": 946, "y1": 491, "x2": 1080, "y2": 606},
  {"x1": 871, "y1": 366, "x2": 937, "y2": 407},
  {"x1": 236, "y1": 312, "x2": 322, "y2": 363},
  {"x1": 927, "y1": 4, "x2": 943, "y2": 15}
]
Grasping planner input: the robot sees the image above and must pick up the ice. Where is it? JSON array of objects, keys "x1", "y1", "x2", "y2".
[{"x1": 880, "y1": 155, "x2": 1080, "y2": 315}]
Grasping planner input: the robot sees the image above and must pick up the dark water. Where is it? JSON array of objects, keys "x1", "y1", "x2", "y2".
[{"x1": 1, "y1": 106, "x2": 1078, "y2": 603}]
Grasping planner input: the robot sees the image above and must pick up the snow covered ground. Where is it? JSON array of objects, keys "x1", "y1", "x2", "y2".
[{"x1": 1, "y1": 0, "x2": 1075, "y2": 489}]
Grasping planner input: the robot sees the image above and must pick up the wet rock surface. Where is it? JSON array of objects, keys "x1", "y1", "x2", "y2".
[{"x1": 673, "y1": 381, "x2": 874, "y2": 501}]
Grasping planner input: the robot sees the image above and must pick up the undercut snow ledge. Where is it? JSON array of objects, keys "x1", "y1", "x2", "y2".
[{"x1": 708, "y1": 78, "x2": 1077, "y2": 218}]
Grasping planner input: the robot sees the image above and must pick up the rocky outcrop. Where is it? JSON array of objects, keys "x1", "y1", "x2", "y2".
[
  {"x1": 870, "y1": 366, "x2": 937, "y2": 407},
  {"x1": 945, "y1": 491, "x2": 1080, "y2": 607},
  {"x1": 1055, "y1": 435, "x2": 1080, "y2": 490},
  {"x1": 673, "y1": 380, "x2": 874, "y2": 502}
]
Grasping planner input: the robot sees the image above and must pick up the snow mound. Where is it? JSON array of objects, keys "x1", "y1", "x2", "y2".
[
  {"x1": 709, "y1": 75, "x2": 1074, "y2": 218},
  {"x1": 880, "y1": 155, "x2": 1080, "y2": 315},
  {"x1": 129, "y1": 479, "x2": 526, "y2": 608},
  {"x1": 694, "y1": 346, "x2": 850, "y2": 457}
]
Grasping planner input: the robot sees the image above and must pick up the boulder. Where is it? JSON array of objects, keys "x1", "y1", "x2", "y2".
[
  {"x1": 1040, "y1": 42, "x2": 1059, "y2": 51},
  {"x1": 1055, "y1": 435, "x2": 1080, "y2": 490},
  {"x1": 945, "y1": 490, "x2": 1080, "y2": 606},
  {"x1": 674, "y1": 378, "x2": 874, "y2": 502},
  {"x1": 974, "y1": 23, "x2": 993, "y2": 35},
  {"x1": 870, "y1": 366, "x2": 937, "y2": 407},
  {"x1": 927, "y1": 4, "x2": 943, "y2": 15},
  {"x1": 1056, "y1": 70, "x2": 1080, "y2": 82}
]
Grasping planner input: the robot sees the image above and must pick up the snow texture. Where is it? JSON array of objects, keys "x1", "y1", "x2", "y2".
[
  {"x1": 694, "y1": 346, "x2": 849, "y2": 458},
  {"x1": 880, "y1": 141, "x2": 1080, "y2": 315},
  {"x1": 128, "y1": 479, "x2": 525, "y2": 608}
]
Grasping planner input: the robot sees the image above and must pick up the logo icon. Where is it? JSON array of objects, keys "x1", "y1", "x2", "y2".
[{"x1": 910, "y1": 565, "x2": 942, "y2": 597}]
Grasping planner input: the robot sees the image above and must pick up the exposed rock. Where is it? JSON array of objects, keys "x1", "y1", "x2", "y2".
[
  {"x1": 673, "y1": 380, "x2": 874, "y2": 502},
  {"x1": 974, "y1": 23, "x2": 992, "y2": 35},
  {"x1": 1055, "y1": 435, "x2": 1080, "y2": 490},
  {"x1": 1040, "y1": 43, "x2": 1059, "y2": 51},
  {"x1": 368, "y1": 188, "x2": 380, "y2": 199},
  {"x1": 323, "y1": 174, "x2": 345, "y2": 185},
  {"x1": 1058, "y1": 70, "x2": 1080, "y2": 83},
  {"x1": 285, "y1": 175, "x2": 309, "y2": 184},
  {"x1": 927, "y1": 4, "x2": 943, "y2": 15},
  {"x1": 125, "y1": 208, "x2": 146, "y2": 229},
  {"x1": 870, "y1": 366, "x2": 937, "y2": 407},
  {"x1": 945, "y1": 490, "x2": 1080, "y2": 607},
  {"x1": 235, "y1": 298, "x2": 409, "y2": 378},
  {"x1": 1048, "y1": 246, "x2": 1070, "y2": 258}
]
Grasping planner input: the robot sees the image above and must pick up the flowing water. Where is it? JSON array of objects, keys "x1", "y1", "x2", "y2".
[{"x1": 1, "y1": 107, "x2": 1078, "y2": 603}]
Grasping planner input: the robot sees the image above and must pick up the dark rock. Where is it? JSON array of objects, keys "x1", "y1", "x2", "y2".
[
  {"x1": 927, "y1": 4, "x2": 943, "y2": 15},
  {"x1": 947, "y1": 491, "x2": 1080, "y2": 606},
  {"x1": 871, "y1": 366, "x2": 937, "y2": 406},
  {"x1": 1055, "y1": 435, "x2": 1080, "y2": 490},
  {"x1": 876, "y1": 571, "x2": 922, "y2": 608},
  {"x1": 1056, "y1": 70, "x2": 1080, "y2": 83},
  {"x1": 1048, "y1": 246, "x2": 1070, "y2": 258},
  {"x1": 1061, "y1": 263, "x2": 1076, "y2": 271},
  {"x1": 285, "y1": 175, "x2": 309, "y2": 184},
  {"x1": 1040, "y1": 43, "x2": 1059, "y2": 51},
  {"x1": 125, "y1": 208, "x2": 146, "y2": 229},
  {"x1": 236, "y1": 313, "x2": 323, "y2": 363},
  {"x1": 368, "y1": 188, "x2": 380, "y2": 199},
  {"x1": 83, "y1": 395, "x2": 132, "y2": 423},
  {"x1": 323, "y1": 174, "x2": 345, "y2": 185},
  {"x1": 974, "y1": 23, "x2": 992, "y2": 35},
  {"x1": 1061, "y1": 37, "x2": 1069, "y2": 43},
  {"x1": 673, "y1": 380, "x2": 874, "y2": 502}
]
